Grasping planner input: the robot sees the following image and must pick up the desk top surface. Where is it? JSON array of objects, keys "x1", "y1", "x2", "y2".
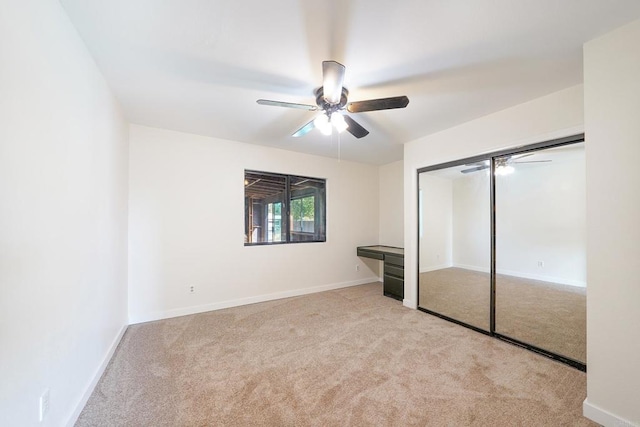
[{"x1": 357, "y1": 245, "x2": 404, "y2": 256}]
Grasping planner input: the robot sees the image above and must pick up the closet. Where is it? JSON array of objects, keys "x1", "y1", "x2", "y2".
[{"x1": 417, "y1": 135, "x2": 586, "y2": 369}]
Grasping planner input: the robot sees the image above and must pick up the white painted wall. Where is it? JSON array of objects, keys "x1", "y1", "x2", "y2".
[
  {"x1": 379, "y1": 160, "x2": 404, "y2": 248},
  {"x1": 128, "y1": 125, "x2": 380, "y2": 323},
  {"x1": 403, "y1": 85, "x2": 584, "y2": 309},
  {"x1": 452, "y1": 172, "x2": 491, "y2": 272},
  {"x1": 495, "y1": 147, "x2": 586, "y2": 287},
  {"x1": 583, "y1": 19, "x2": 640, "y2": 427},
  {"x1": 419, "y1": 156, "x2": 586, "y2": 286},
  {"x1": 421, "y1": 148, "x2": 586, "y2": 286},
  {"x1": 0, "y1": 1, "x2": 129, "y2": 426},
  {"x1": 418, "y1": 174, "x2": 453, "y2": 272}
]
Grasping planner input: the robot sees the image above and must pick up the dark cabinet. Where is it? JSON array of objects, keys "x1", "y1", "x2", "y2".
[
  {"x1": 357, "y1": 245, "x2": 404, "y2": 301},
  {"x1": 383, "y1": 255, "x2": 404, "y2": 301}
]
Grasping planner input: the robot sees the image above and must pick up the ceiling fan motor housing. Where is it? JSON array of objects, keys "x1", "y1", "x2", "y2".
[{"x1": 315, "y1": 87, "x2": 349, "y2": 115}]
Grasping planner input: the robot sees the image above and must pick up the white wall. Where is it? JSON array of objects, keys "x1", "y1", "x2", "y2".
[
  {"x1": 583, "y1": 19, "x2": 640, "y2": 427},
  {"x1": 128, "y1": 125, "x2": 380, "y2": 323},
  {"x1": 421, "y1": 148, "x2": 586, "y2": 287},
  {"x1": 0, "y1": 1, "x2": 129, "y2": 426},
  {"x1": 418, "y1": 174, "x2": 453, "y2": 272},
  {"x1": 495, "y1": 147, "x2": 586, "y2": 286},
  {"x1": 452, "y1": 172, "x2": 491, "y2": 272},
  {"x1": 404, "y1": 85, "x2": 584, "y2": 309},
  {"x1": 379, "y1": 160, "x2": 404, "y2": 248}
]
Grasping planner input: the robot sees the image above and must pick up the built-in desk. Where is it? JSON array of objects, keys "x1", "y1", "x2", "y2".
[{"x1": 357, "y1": 245, "x2": 404, "y2": 301}]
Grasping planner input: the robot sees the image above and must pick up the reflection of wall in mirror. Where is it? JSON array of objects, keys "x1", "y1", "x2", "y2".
[
  {"x1": 494, "y1": 148, "x2": 586, "y2": 287},
  {"x1": 419, "y1": 173, "x2": 453, "y2": 272},
  {"x1": 418, "y1": 147, "x2": 586, "y2": 287},
  {"x1": 452, "y1": 172, "x2": 491, "y2": 272}
]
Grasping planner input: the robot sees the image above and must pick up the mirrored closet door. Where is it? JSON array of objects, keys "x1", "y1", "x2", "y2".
[
  {"x1": 417, "y1": 136, "x2": 586, "y2": 370},
  {"x1": 494, "y1": 143, "x2": 586, "y2": 365},
  {"x1": 418, "y1": 162, "x2": 491, "y2": 331}
]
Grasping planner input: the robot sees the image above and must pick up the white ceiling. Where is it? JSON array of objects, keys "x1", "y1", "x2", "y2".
[{"x1": 60, "y1": 0, "x2": 640, "y2": 165}]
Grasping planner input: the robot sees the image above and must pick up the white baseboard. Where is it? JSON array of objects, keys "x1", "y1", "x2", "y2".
[
  {"x1": 447, "y1": 263, "x2": 586, "y2": 287},
  {"x1": 496, "y1": 268, "x2": 586, "y2": 288},
  {"x1": 583, "y1": 398, "x2": 638, "y2": 427},
  {"x1": 129, "y1": 277, "x2": 380, "y2": 324},
  {"x1": 66, "y1": 324, "x2": 128, "y2": 427},
  {"x1": 453, "y1": 263, "x2": 490, "y2": 273},
  {"x1": 419, "y1": 263, "x2": 453, "y2": 273}
]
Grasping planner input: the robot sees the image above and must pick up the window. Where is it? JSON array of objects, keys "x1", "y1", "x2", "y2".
[
  {"x1": 291, "y1": 196, "x2": 314, "y2": 233},
  {"x1": 244, "y1": 170, "x2": 326, "y2": 245},
  {"x1": 266, "y1": 202, "x2": 282, "y2": 242}
]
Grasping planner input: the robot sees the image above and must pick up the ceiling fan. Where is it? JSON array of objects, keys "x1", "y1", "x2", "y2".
[
  {"x1": 461, "y1": 153, "x2": 551, "y2": 175},
  {"x1": 256, "y1": 60, "x2": 409, "y2": 139}
]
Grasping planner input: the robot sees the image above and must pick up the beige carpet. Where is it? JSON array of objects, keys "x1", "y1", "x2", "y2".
[
  {"x1": 77, "y1": 283, "x2": 594, "y2": 426},
  {"x1": 420, "y1": 268, "x2": 492, "y2": 331},
  {"x1": 419, "y1": 268, "x2": 586, "y2": 363}
]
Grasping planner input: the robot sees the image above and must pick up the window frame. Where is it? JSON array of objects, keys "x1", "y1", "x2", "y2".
[{"x1": 244, "y1": 170, "x2": 326, "y2": 246}]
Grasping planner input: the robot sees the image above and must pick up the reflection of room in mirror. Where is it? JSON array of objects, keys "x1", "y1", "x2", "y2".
[
  {"x1": 495, "y1": 274, "x2": 585, "y2": 362},
  {"x1": 419, "y1": 268, "x2": 490, "y2": 330},
  {"x1": 495, "y1": 142, "x2": 586, "y2": 363},
  {"x1": 417, "y1": 141, "x2": 586, "y2": 366},
  {"x1": 418, "y1": 165, "x2": 491, "y2": 331}
]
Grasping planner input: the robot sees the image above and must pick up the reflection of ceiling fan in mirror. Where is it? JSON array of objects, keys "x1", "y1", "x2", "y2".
[
  {"x1": 461, "y1": 153, "x2": 552, "y2": 175},
  {"x1": 256, "y1": 60, "x2": 409, "y2": 139}
]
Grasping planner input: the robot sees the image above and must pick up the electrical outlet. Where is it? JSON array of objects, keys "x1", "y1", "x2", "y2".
[
  {"x1": 356, "y1": 265, "x2": 360, "y2": 271},
  {"x1": 537, "y1": 261, "x2": 544, "y2": 268},
  {"x1": 39, "y1": 389, "x2": 49, "y2": 422},
  {"x1": 189, "y1": 285, "x2": 195, "y2": 293}
]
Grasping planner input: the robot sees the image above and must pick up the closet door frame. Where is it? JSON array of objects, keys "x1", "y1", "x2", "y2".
[
  {"x1": 416, "y1": 133, "x2": 586, "y2": 371},
  {"x1": 416, "y1": 152, "x2": 493, "y2": 335}
]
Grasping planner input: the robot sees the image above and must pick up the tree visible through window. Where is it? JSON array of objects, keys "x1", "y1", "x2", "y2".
[
  {"x1": 291, "y1": 196, "x2": 314, "y2": 233},
  {"x1": 244, "y1": 171, "x2": 326, "y2": 245}
]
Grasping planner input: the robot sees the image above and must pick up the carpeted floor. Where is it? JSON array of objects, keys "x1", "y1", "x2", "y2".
[
  {"x1": 419, "y1": 268, "x2": 586, "y2": 363},
  {"x1": 77, "y1": 283, "x2": 594, "y2": 426}
]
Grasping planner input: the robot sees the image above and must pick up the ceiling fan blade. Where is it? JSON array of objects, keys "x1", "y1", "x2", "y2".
[
  {"x1": 257, "y1": 99, "x2": 317, "y2": 111},
  {"x1": 322, "y1": 60, "x2": 345, "y2": 104},
  {"x1": 510, "y1": 153, "x2": 534, "y2": 160},
  {"x1": 461, "y1": 165, "x2": 489, "y2": 174},
  {"x1": 465, "y1": 160, "x2": 490, "y2": 167},
  {"x1": 513, "y1": 160, "x2": 552, "y2": 164},
  {"x1": 344, "y1": 115, "x2": 369, "y2": 138},
  {"x1": 292, "y1": 120, "x2": 315, "y2": 138},
  {"x1": 347, "y1": 96, "x2": 409, "y2": 113}
]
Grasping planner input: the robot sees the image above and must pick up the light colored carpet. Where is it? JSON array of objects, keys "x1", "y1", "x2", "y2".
[
  {"x1": 419, "y1": 268, "x2": 586, "y2": 363},
  {"x1": 77, "y1": 283, "x2": 594, "y2": 426},
  {"x1": 419, "y1": 268, "x2": 491, "y2": 331}
]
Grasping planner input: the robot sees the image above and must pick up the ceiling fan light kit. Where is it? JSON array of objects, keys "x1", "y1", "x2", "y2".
[
  {"x1": 495, "y1": 165, "x2": 515, "y2": 176},
  {"x1": 257, "y1": 60, "x2": 410, "y2": 139},
  {"x1": 330, "y1": 112, "x2": 348, "y2": 133},
  {"x1": 313, "y1": 113, "x2": 332, "y2": 135}
]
